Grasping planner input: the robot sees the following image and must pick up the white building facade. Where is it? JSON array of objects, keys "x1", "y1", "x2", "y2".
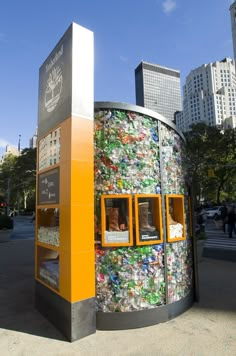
[
  {"x1": 176, "y1": 58, "x2": 236, "y2": 132},
  {"x1": 0, "y1": 144, "x2": 20, "y2": 164}
]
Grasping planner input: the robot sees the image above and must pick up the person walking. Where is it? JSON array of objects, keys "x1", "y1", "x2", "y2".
[
  {"x1": 227, "y1": 206, "x2": 236, "y2": 238},
  {"x1": 221, "y1": 204, "x2": 228, "y2": 233},
  {"x1": 30, "y1": 211, "x2": 35, "y2": 223}
]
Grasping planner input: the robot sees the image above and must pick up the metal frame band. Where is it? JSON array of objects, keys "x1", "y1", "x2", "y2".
[{"x1": 96, "y1": 292, "x2": 194, "y2": 330}]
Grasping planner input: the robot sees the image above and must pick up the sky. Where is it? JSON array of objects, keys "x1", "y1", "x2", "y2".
[{"x1": 0, "y1": 0, "x2": 234, "y2": 157}]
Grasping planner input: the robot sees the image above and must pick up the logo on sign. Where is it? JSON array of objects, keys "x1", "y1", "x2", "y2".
[{"x1": 44, "y1": 66, "x2": 63, "y2": 112}]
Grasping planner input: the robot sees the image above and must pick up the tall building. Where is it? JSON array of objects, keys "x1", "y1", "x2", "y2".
[
  {"x1": 176, "y1": 57, "x2": 236, "y2": 132},
  {"x1": 135, "y1": 61, "x2": 182, "y2": 121},
  {"x1": 29, "y1": 128, "x2": 38, "y2": 149},
  {"x1": 0, "y1": 144, "x2": 20, "y2": 164},
  {"x1": 230, "y1": 1, "x2": 236, "y2": 61}
]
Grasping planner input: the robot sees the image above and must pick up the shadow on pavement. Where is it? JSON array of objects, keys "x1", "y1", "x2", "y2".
[
  {"x1": 0, "y1": 240, "x2": 66, "y2": 341},
  {"x1": 196, "y1": 257, "x2": 236, "y2": 313}
]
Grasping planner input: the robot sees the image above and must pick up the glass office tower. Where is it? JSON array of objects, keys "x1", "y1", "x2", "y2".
[{"x1": 135, "y1": 61, "x2": 182, "y2": 121}]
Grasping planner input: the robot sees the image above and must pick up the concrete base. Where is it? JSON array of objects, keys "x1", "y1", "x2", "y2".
[{"x1": 35, "y1": 281, "x2": 96, "y2": 342}]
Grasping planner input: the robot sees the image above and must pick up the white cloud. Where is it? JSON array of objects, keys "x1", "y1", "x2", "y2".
[
  {"x1": 162, "y1": 0, "x2": 176, "y2": 14},
  {"x1": 0, "y1": 139, "x2": 10, "y2": 148}
]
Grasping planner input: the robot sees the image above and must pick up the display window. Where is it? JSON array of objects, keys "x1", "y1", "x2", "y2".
[
  {"x1": 37, "y1": 245, "x2": 59, "y2": 291},
  {"x1": 134, "y1": 194, "x2": 163, "y2": 245},
  {"x1": 38, "y1": 127, "x2": 61, "y2": 171},
  {"x1": 101, "y1": 195, "x2": 133, "y2": 247},
  {"x1": 37, "y1": 208, "x2": 60, "y2": 247},
  {"x1": 165, "y1": 194, "x2": 185, "y2": 242}
]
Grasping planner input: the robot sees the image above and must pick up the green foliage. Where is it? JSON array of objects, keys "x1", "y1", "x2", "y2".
[
  {"x1": 184, "y1": 123, "x2": 236, "y2": 205},
  {"x1": 0, "y1": 148, "x2": 36, "y2": 211},
  {"x1": 0, "y1": 215, "x2": 13, "y2": 230}
]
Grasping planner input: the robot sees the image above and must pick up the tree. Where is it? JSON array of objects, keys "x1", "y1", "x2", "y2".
[
  {"x1": 13, "y1": 148, "x2": 36, "y2": 210},
  {"x1": 0, "y1": 148, "x2": 36, "y2": 212},
  {"x1": 184, "y1": 123, "x2": 236, "y2": 205},
  {"x1": 0, "y1": 154, "x2": 17, "y2": 212}
]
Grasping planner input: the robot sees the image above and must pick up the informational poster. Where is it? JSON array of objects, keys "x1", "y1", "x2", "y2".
[
  {"x1": 38, "y1": 168, "x2": 60, "y2": 205},
  {"x1": 104, "y1": 231, "x2": 129, "y2": 244}
]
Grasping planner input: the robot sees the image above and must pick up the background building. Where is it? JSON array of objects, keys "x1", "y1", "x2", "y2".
[
  {"x1": 29, "y1": 128, "x2": 38, "y2": 149},
  {"x1": 135, "y1": 61, "x2": 182, "y2": 121},
  {"x1": 230, "y1": 1, "x2": 236, "y2": 62},
  {"x1": 176, "y1": 57, "x2": 236, "y2": 132},
  {"x1": 0, "y1": 144, "x2": 20, "y2": 164}
]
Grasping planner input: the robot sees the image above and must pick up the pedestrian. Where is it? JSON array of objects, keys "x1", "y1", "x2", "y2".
[
  {"x1": 31, "y1": 211, "x2": 35, "y2": 223},
  {"x1": 221, "y1": 204, "x2": 228, "y2": 233},
  {"x1": 226, "y1": 206, "x2": 236, "y2": 238}
]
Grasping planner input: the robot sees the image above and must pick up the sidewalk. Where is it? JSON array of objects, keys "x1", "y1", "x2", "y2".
[{"x1": 0, "y1": 239, "x2": 236, "y2": 355}]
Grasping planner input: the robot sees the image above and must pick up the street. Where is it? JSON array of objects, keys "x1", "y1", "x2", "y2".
[
  {"x1": 10, "y1": 216, "x2": 236, "y2": 255},
  {"x1": 203, "y1": 219, "x2": 236, "y2": 262},
  {"x1": 11, "y1": 216, "x2": 35, "y2": 241}
]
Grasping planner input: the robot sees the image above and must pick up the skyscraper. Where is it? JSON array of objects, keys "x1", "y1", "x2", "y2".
[
  {"x1": 29, "y1": 128, "x2": 38, "y2": 149},
  {"x1": 135, "y1": 61, "x2": 182, "y2": 121},
  {"x1": 230, "y1": 1, "x2": 236, "y2": 61},
  {"x1": 175, "y1": 58, "x2": 236, "y2": 132}
]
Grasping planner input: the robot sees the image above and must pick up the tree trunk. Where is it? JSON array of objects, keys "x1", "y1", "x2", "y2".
[
  {"x1": 217, "y1": 183, "x2": 223, "y2": 204},
  {"x1": 23, "y1": 191, "x2": 29, "y2": 210}
]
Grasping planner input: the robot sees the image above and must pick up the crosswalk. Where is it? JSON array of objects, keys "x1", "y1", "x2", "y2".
[{"x1": 204, "y1": 228, "x2": 236, "y2": 251}]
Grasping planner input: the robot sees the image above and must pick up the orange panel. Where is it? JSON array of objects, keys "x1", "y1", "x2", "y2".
[
  {"x1": 71, "y1": 160, "x2": 94, "y2": 204},
  {"x1": 71, "y1": 117, "x2": 94, "y2": 161},
  {"x1": 60, "y1": 118, "x2": 72, "y2": 164},
  {"x1": 71, "y1": 204, "x2": 94, "y2": 252},
  {"x1": 36, "y1": 115, "x2": 94, "y2": 303},
  {"x1": 70, "y1": 116, "x2": 94, "y2": 302},
  {"x1": 57, "y1": 203, "x2": 71, "y2": 301},
  {"x1": 59, "y1": 247, "x2": 72, "y2": 301},
  {"x1": 59, "y1": 204, "x2": 71, "y2": 251},
  {"x1": 71, "y1": 250, "x2": 95, "y2": 302},
  {"x1": 60, "y1": 162, "x2": 71, "y2": 206}
]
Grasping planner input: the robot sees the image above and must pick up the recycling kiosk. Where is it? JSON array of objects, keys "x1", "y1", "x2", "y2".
[
  {"x1": 35, "y1": 22, "x2": 195, "y2": 342},
  {"x1": 94, "y1": 102, "x2": 194, "y2": 330}
]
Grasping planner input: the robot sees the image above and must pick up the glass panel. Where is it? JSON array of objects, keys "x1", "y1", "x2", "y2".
[
  {"x1": 102, "y1": 196, "x2": 132, "y2": 246},
  {"x1": 37, "y1": 246, "x2": 59, "y2": 291},
  {"x1": 37, "y1": 208, "x2": 60, "y2": 247},
  {"x1": 135, "y1": 195, "x2": 163, "y2": 245},
  {"x1": 167, "y1": 196, "x2": 185, "y2": 241}
]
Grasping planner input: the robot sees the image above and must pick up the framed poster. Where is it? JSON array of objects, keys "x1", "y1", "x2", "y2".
[{"x1": 38, "y1": 167, "x2": 60, "y2": 205}]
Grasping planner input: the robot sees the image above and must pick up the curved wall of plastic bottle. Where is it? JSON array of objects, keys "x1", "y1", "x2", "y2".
[{"x1": 94, "y1": 102, "x2": 194, "y2": 330}]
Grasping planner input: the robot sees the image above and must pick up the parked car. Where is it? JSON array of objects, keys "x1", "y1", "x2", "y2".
[{"x1": 204, "y1": 206, "x2": 224, "y2": 219}]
